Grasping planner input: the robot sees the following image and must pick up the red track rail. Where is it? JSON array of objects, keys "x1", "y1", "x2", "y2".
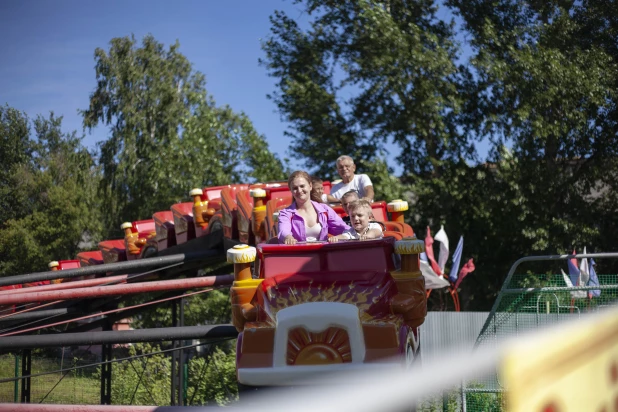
[
  {"x1": 0, "y1": 275, "x2": 233, "y2": 305},
  {"x1": 0, "y1": 275, "x2": 128, "y2": 296}
]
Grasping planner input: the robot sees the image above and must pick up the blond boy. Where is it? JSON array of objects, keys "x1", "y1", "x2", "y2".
[{"x1": 328, "y1": 199, "x2": 383, "y2": 242}]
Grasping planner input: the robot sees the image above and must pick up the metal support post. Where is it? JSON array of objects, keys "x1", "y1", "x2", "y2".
[
  {"x1": 13, "y1": 354, "x2": 19, "y2": 402},
  {"x1": 20, "y1": 349, "x2": 31, "y2": 403},
  {"x1": 100, "y1": 321, "x2": 112, "y2": 405},
  {"x1": 170, "y1": 300, "x2": 177, "y2": 406},
  {"x1": 179, "y1": 297, "x2": 185, "y2": 406}
]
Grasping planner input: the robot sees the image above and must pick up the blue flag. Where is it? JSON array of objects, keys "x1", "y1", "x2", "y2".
[
  {"x1": 567, "y1": 258, "x2": 580, "y2": 286},
  {"x1": 449, "y1": 236, "x2": 463, "y2": 283},
  {"x1": 588, "y1": 258, "x2": 601, "y2": 298}
]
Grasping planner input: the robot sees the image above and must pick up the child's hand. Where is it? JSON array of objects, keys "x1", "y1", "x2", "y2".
[{"x1": 360, "y1": 232, "x2": 378, "y2": 241}]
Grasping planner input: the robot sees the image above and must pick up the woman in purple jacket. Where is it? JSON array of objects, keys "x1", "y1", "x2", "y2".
[{"x1": 278, "y1": 171, "x2": 350, "y2": 245}]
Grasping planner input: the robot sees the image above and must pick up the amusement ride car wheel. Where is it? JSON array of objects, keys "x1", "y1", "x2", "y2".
[
  {"x1": 140, "y1": 245, "x2": 158, "y2": 259},
  {"x1": 208, "y1": 219, "x2": 223, "y2": 234}
]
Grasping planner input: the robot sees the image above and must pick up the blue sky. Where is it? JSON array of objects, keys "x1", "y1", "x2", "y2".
[
  {"x1": 0, "y1": 1, "x2": 310, "y2": 161},
  {"x1": 0, "y1": 1, "x2": 478, "y2": 176}
]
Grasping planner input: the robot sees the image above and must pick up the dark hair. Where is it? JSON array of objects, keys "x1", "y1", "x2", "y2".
[
  {"x1": 341, "y1": 190, "x2": 359, "y2": 201},
  {"x1": 287, "y1": 170, "x2": 312, "y2": 190},
  {"x1": 310, "y1": 176, "x2": 324, "y2": 203},
  {"x1": 310, "y1": 176, "x2": 323, "y2": 185}
]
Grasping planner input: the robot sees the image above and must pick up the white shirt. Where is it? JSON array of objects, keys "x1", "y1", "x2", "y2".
[
  {"x1": 305, "y1": 222, "x2": 322, "y2": 241},
  {"x1": 341, "y1": 222, "x2": 383, "y2": 240},
  {"x1": 330, "y1": 174, "x2": 373, "y2": 199}
]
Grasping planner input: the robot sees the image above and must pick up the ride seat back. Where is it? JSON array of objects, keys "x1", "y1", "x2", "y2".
[
  {"x1": 383, "y1": 230, "x2": 404, "y2": 240},
  {"x1": 323, "y1": 181, "x2": 332, "y2": 195},
  {"x1": 265, "y1": 196, "x2": 293, "y2": 239},
  {"x1": 99, "y1": 239, "x2": 127, "y2": 264},
  {"x1": 77, "y1": 251, "x2": 104, "y2": 267},
  {"x1": 132, "y1": 219, "x2": 156, "y2": 238},
  {"x1": 265, "y1": 185, "x2": 292, "y2": 202},
  {"x1": 381, "y1": 221, "x2": 414, "y2": 237},
  {"x1": 221, "y1": 185, "x2": 250, "y2": 240},
  {"x1": 171, "y1": 202, "x2": 195, "y2": 245},
  {"x1": 236, "y1": 189, "x2": 255, "y2": 244},
  {"x1": 59, "y1": 260, "x2": 81, "y2": 270},
  {"x1": 153, "y1": 210, "x2": 176, "y2": 250},
  {"x1": 202, "y1": 184, "x2": 233, "y2": 201},
  {"x1": 370, "y1": 201, "x2": 388, "y2": 221}
]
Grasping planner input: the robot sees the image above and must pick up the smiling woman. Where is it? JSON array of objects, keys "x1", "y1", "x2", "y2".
[{"x1": 277, "y1": 171, "x2": 350, "y2": 244}]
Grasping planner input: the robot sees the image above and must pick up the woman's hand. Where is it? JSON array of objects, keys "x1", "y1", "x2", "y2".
[
  {"x1": 328, "y1": 236, "x2": 340, "y2": 243},
  {"x1": 284, "y1": 235, "x2": 297, "y2": 245}
]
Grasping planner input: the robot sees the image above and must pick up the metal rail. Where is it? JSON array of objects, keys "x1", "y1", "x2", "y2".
[
  {"x1": 0, "y1": 324, "x2": 238, "y2": 350},
  {"x1": 0, "y1": 308, "x2": 79, "y2": 323},
  {"x1": 476, "y1": 251, "x2": 618, "y2": 345},
  {"x1": 0, "y1": 405, "x2": 224, "y2": 411},
  {"x1": 0, "y1": 250, "x2": 221, "y2": 287},
  {"x1": 0, "y1": 274, "x2": 233, "y2": 305},
  {"x1": 0, "y1": 287, "x2": 217, "y2": 337},
  {"x1": 0, "y1": 275, "x2": 127, "y2": 295}
]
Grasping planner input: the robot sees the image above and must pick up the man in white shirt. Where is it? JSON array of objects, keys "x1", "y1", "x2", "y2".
[{"x1": 326, "y1": 155, "x2": 375, "y2": 203}]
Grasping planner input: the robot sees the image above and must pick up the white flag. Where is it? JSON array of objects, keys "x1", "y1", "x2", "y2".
[
  {"x1": 434, "y1": 225, "x2": 450, "y2": 273},
  {"x1": 420, "y1": 260, "x2": 450, "y2": 289},
  {"x1": 579, "y1": 246, "x2": 590, "y2": 286},
  {"x1": 561, "y1": 269, "x2": 586, "y2": 299}
]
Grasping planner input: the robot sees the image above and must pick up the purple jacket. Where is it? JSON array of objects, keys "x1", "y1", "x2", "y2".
[{"x1": 277, "y1": 200, "x2": 350, "y2": 243}]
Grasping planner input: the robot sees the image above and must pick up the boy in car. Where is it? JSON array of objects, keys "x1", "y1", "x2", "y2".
[{"x1": 328, "y1": 199, "x2": 383, "y2": 242}]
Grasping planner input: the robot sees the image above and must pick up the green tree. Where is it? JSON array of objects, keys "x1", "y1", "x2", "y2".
[
  {"x1": 0, "y1": 105, "x2": 35, "y2": 225},
  {"x1": 440, "y1": 0, "x2": 618, "y2": 306},
  {"x1": 264, "y1": 0, "x2": 618, "y2": 309},
  {"x1": 109, "y1": 343, "x2": 237, "y2": 406},
  {"x1": 261, "y1": 0, "x2": 470, "y2": 179},
  {"x1": 110, "y1": 343, "x2": 171, "y2": 405},
  {"x1": 0, "y1": 110, "x2": 102, "y2": 277},
  {"x1": 186, "y1": 347, "x2": 237, "y2": 405},
  {"x1": 82, "y1": 35, "x2": 285, "y2": 236}
]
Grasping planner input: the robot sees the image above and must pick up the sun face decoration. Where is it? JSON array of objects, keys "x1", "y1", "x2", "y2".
[{"x1": 286, "y1": 327, "x2": 352, "y2": 365}]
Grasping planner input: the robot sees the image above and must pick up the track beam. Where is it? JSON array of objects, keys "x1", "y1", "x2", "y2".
[
  {"x1": 0, "y1": 275, "x2": 233, "y2": 305},
  {"x1": 0, "y1": 249, "x2": 222, "y2": 287},
  {"x1": 0, "y1": 325, "x2": 238, "y2": 350}
]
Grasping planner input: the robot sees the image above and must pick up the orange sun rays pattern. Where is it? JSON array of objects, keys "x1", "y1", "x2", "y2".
[{"x1": 286, "y1": 326, "x2": 352, "y2": 365}]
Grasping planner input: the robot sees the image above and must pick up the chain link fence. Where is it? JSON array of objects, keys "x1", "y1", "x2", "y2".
[
  {"x1": 0, "y1": 340, "x2": 237, "y2": 406},
  {"x1": 0, "y1": 351, "x2": 100, "y2": 404},
  {"x1": 462, "y1": 272, "x2": 618, "y2": 412}
]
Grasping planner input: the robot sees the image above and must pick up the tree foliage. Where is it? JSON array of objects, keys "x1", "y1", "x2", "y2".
[
  {"x1": 82, "y1": 35, "x2": 285, "y2": 236},
  {"x1": 262, "y1": 0, "x2": 470, "y2": 179},
  {"x1": 440, "y1": 0, "x2": 618, "y2": 305},
  {"x1": 264, "y1": 0, "x2": 618, "y2": 308},
  {"x1": 0, "y1": 105, "x2": 35, "y2": 225},
  {"x1": 0, "y1": 109, "x2": 102, "y2": 277},
  {"x1": 110, "y1": 343, "x2": 237, "y2": 406}
]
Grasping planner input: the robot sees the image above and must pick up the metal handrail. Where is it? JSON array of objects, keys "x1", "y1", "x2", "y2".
[{"x1": 476, "y1": 252, "x2": 618, "y2": 346}]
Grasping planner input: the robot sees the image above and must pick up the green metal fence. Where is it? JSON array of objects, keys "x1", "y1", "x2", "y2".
[
  {"x1": 0, "y1": 341, "x2": 237, "y2": 406},
  {"x1": 0, "y1": 353, "x2": 100, "y2": 404},
  {"x1": 461, "y1": 252, "x2": 618, "y2": 412}
]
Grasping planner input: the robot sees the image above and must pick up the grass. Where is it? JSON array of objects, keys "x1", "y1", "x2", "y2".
[{"x1": 0, "y1": 354, "x2": 100, "y2": 404}]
